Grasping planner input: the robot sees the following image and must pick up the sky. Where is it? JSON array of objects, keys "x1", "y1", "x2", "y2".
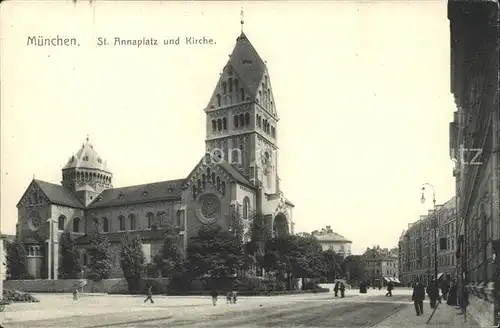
[{"x1": 0, "y1": 0, "x2": 456, "y2": 255}]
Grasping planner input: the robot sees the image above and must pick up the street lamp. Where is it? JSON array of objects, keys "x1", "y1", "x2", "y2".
[{"x1": 421, "y1": 183, "x2": 438, "y2": 286}]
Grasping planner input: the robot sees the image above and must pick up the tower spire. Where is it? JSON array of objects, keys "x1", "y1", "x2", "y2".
[{"x1": 240, "y1": 7, "x2": 244, "y2": 33}]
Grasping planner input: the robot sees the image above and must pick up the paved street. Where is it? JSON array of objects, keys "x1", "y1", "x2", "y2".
[{"x1": 1, "y1": 289, "x2": 478, "y2": 328}]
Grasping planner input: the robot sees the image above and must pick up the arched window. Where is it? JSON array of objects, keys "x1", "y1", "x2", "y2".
[
  {"x1": 197, "y1": 179, "x2": 202, "y2": 189},
  {"x1": 228, "y1": 78, "x2": 233, "y2": 92},
  {"x1": 192, "y1": 185, "x2": 196, "y2": 198},
  {"x1": 146, "y1": 212, "x2": 154, "y2": 229},
  {"x1": 157, "y1": 211, "x2": 167, "y2": 227},
  {"x1": 202, "y1": 174, "x2": 206, "y2": 188},
  {"x1": 73, "y1": 217, "x2": 80, "y2": 233},
  {"x1": 240, "y1": 88, "x2": 245, "y2": 101},
  {"x1": 216, "y1": 94, "x2": 221, "y2": 107},
  {"x1": 222, "y1": 117, "x2": 227, "y2": 130},
  {"x1": 239, "y1": 114, "x2": 245, "y2": 126},
  {"x1": 217, "y1": 119, "x2": 222, "y2": 131},
  {"x1": 129, "y1": 214, "x2": 136, "y2": 230},
  {"x1": 58, "y1": 215, "x2": 66, "y2": 231},
  {"x1": 222, "y1": 82, "x2": 227, "y2": 94},
  {"x1": 245, "y1": 113, "x2": 250, "y2": 125},
  {"x1": 211, "y1": 120, "x2": 216, "y2": 132},
  {"x1": 118, "y1": 216, "x2": 125, "y2": 231},
  {"x1": 234, "y1": 115, "x2": 239, "y2": 128},
  {"x1": 221, "y1": 181, "x2": 226, "y2": 196},
  {"x1": 102, "y1": 217, "x2": 109, "y2": 232},
  {"x1": 206, "y1": 167, "x2": 211, "y2": 177},
  {"x1": 211, "y1": 172, "x2": 216, "y2": 185},
  {"x1": 92, "y1": 217, "x2": 99, "y2": 227},
  {"x1": 235, "y1": 80, "x2": 239, "y2": 97},
  {"x1": 243, "y1": 197, "x2": 250, "y2": 220},
  {"x1": 231, "y1": 149, "x2": 240, "y2": 165},
  {"x1": 216, "y1": 176, "x2": 221, "y2": 190}
]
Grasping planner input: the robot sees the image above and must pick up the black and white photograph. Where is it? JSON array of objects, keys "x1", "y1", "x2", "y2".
[{"x1": 0, "y1": 0, "x2": 498, "y2": 327}]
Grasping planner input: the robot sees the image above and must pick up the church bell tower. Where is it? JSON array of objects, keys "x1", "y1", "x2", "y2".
[{"x1": 204, "y1": 11, "x2": 280, "y2": 195}]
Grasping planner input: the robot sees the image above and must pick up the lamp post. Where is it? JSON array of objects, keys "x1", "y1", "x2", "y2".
[{"x1": 421, "y1": 183, "x2": 438, "y2": 285}]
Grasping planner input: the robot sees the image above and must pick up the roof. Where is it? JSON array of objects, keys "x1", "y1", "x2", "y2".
[
  {"x1": 185, "y1": 155, "x2": 255, "y2": 190},
  {"x1": 312, "y1": 230, "x2": 352, "y2": 243},
  {"x1": 75, "y1": 229, "x2": 165, "y2": 244},
  {"x1": 229, "y1": 32, "x2": 267, "y2": 98},
  {"x1": 87, "y1": 179, "x2": 185, "y2": 209},
  {"x1": 17, "y1": 179, "x2": 85, "y2": 209},
  {"x1": 63, "y1": 138, "x2": 110, "y2": 172}
]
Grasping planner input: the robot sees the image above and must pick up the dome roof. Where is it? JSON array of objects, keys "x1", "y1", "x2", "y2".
[{"x1": 63, "y1": 137, "x2": 110, "y2": 172}]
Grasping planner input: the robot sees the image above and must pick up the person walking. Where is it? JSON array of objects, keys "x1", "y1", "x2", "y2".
[
  {"x1": 440, "y1": 278, "x2": 450, "y2": 301},
  {"x1": 426, "y1": 279, "x2": 439, "y2": 309},
  {"x1": 340, "y1": 283, "x2": 346, "y2": 298},
  {"x1": 412, "y1": 278, "x2": 425, "y2": 316},
  {"x1": 144, "y1": 285, "x2": 154, "y2": 304},
  {"x1": 333, "y1": 282, "x2": 340, "y2": 297},
  {"x1": 385, "y1": 281, "x2": 394, "y2": 297},
  {"x1": 211, "y1": 289, "x2": 218, "y2": 306}
]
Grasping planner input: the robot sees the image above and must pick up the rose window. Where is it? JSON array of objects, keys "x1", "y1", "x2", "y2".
[{"x1": 196, "y1": 193, "x2": 221, "y2": 224}]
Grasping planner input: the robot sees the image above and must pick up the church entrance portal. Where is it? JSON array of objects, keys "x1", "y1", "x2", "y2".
[{"x1": 273, "y1": 213, "x2": 289, "y2": 237}]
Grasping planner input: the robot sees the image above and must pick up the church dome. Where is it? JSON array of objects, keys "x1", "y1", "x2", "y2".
[{"x1": 63, "y1": 137, "x2": 110, "y2": 173}]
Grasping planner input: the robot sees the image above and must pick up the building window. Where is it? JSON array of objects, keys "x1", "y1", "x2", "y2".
[
  {"x1": 245, "y1": 113, "x2": 250, "y2": 125},
  {"x1": 129, "y1": 214, "x2": 136, "y2": 230},
  {"x1": 243, "y1": 197, "x2": 250, "y2": 220},
  {"x1": 216, "y1": 94, "x2": 221, "y2": 107},
  {"x1": 146, "y1": 212, "x2": 154, "y2": 229},
  {"x1": 240, "y1": 88, "x2": 245, "y2": 101},
  {"x1": 222, "y1": 117, "x2": 227, "y2": 130},
  {"x1": 211, "y1": 120, "x2": 216, "y2": 132},
  {"x1": 221, "y1": 181, "x2": 226, "y2": 196},
  {"x1": 73, "y1": 217, "x2": 80, "y2": 233},
  {"x1": 234, "y1": 115, "x2": 239, "y2": 128},
  {"x1": 228, "y1": 78, "x2": 233, "y2": 92},
  {"x1": 118, "y1": 216, "x2": 125, "y2": 231},
  {"x1": 239, "y1": 114, "x2": 245, "y2": 126},
  {"x1": 102, "y1": 217, "x2": 109, "y2": 232},
  {"x1": 222, "y1": 82, "x2": 227, "y2": 94},
  {"x1": 216, "y1": 176, "x2": 221, "y2": 190},
  {"x1": 58, "y1": 215, "x2": 66, "y2": 231}
]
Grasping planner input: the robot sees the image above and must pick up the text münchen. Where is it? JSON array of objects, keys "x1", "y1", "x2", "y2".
[{"x1": 26, "y1": 36, "x2": 78, "y2": 47}]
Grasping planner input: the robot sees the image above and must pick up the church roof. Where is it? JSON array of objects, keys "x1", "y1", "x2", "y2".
[
  {"x1": 228, "y1": 32, "x2": 267, "y2": 97},
  {"x1": 17, "y1": 179, "x2": 85, "y2": 209},
  {"x1": 87, "y1": 179, "x2": 185, "y2": 209},
  {"x1": 63, "y1": 137, "x2": 110, "y2": 172}
]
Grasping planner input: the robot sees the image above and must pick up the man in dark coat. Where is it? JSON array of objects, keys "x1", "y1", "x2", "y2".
[
  {"x1": 426, "y1": 279, "x2": 440, "y2": 309},
  {"x1": 447, "y1": 280, "x2": 458, "y2": 306},
  {"x1": 412, "y1": 278, "x2": 425, "y2": 316},
  {"x1": 333, "y1": 282, "x2": 340, "y2": 297},
  {"x1": 385, "y1": 281, "x2": 394, "y2": 297},
  {"x1": 440, "y1": 278, "x2": 450, "y2": 300},
  {"x1": 340, "y1": 283, "x2": 346, "y2": 298}
]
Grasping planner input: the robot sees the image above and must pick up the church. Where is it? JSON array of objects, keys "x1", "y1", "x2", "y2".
[{"x1": 15, "y1": 26, "x2": 295, "y2": 279}]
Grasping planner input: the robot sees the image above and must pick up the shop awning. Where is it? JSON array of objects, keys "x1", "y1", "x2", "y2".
[
  {"x1": 393, "y1": 278, "x2": 401, "y2": 283},
  {"x1": 387, "y1": 277, "x2": 395, "y2": 282},
  {"x1": 383, "y1": 277, "x2": 390, "y2": 282},
  {"x1": 437, "y1": 273, "x2": 444, "y2": 280}
]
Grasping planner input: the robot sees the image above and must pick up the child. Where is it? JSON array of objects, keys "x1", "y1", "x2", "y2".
[{"x1": 73, "y1": 288, "x2": 79, "y2": 301}]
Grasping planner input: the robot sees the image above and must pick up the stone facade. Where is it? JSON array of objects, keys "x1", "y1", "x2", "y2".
[
  {"x1": 398, "y1": 197, "x2": 457, "y2": 286},
  {"x1": 14, "y1": 29, "x2": 295, "y2": 280},
  {"x1": 448, "y1": 1, "x2": 499, "y2": 326},
  {"x1": 360, "y1": 246, "x2": 400, "y2": 287}
]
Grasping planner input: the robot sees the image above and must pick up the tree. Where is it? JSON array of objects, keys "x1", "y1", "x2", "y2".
[
  {"x1": 59, "y1": 231, "x2": 81, "y2": 279},
  {"x1": 87, "y1": 229, "x2": 113, "y2": 281},
  {"x1": 153, "y1": 222, "x2": 184, "y2": 278},
  {"x1": 321, "y1": 249, "x2": 341, "y2": 281},
  {"x1": 120, "y1": 234, "x2": 145, "y2": 293},
  {"x1": 6, "y1": 240, "x2": 27, "y2": 280},
  {"x1": 262, "y1": 234, "x2": 325, "y2": 290},
  {"x1": 187, "y1": 224, "x2": 244, "y2": 287},
  {"x1": 246, "y1": 212, "x2": 272, "y2": 271},
  {"x1": 342, "y1": 255, "x2": 366, "y2": 282}
]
